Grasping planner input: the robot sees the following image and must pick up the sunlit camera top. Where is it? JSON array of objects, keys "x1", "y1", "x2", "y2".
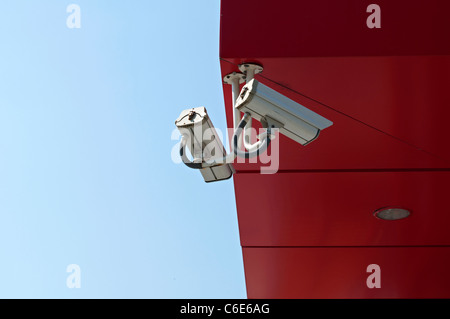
[{"x1": 175, "y1": 107, "x2": 208, "y2": 128}]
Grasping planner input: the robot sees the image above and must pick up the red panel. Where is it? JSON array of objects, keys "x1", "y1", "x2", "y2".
[
  {"x1": 221, "y1": 59, "x2": 450, "y2": 171},
  {"x1": 220, "y1": 0, "x2": 450, "y2": 58},
  {"x1": 235, "y1": 171, "x2": 450, "y2": 247},
  {"x1": 244, "y1": 247, "x2": 450, "y2": 299},
  {"x1": 222, "y1": 57, "x2": 450, "y2": 164}
]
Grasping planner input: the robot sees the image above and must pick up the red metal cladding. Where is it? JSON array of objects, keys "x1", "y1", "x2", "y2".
[
  {"x1": 243, "y1": 247, "x2": 450, "y2": 299},
  {"x1": 220, "y1": 0, "x2": 450, "y2": 58},
  {"x1": 220, "y1": 0, "x2": 450, "y2": 298},
  {"x1": 234, "y1": 171, "x2": 450, "y2": 247},
  {"x1": 222, "y1": 57, "x2": 450, "y2": 165}
]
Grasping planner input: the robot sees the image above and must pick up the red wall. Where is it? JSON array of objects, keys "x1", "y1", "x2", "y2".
[{"x1": 220, "y1": 0, "x2": 450, "y2": 298}]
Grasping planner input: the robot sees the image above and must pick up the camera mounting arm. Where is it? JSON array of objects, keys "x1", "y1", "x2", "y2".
[
  {"x1": 233, "y1": 112, "x2": 272, "y2": 159},
  {"x1": 239, "y1": 63, "x2": 264, "y2": 152},
  {"x1": 179, "y1": 134, "x2": 203, "y2": 169},
  {"x1": 234, "y1": 63, "x2": 275, "y2": 158}
]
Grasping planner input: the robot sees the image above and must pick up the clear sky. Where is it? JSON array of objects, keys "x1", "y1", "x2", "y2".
[{"x1": 0, "y1": 0, "x2": 246, "y2": 298}]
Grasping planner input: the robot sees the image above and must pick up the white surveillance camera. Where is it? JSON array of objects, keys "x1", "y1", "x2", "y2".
[
  {"x1": 175, "y1": 107, "x2": 234, "y2": 183},
  {"x1": 235, "y1": 79, "x2": 333, "y2": 145}
]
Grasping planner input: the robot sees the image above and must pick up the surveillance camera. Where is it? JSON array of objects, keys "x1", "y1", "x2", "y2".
[
  {"x1": 175, "y1": 106, "x2": 234, "y2": 183},
  {"x1": 235, "y1": 79, "x2": 333, "y2": 145}
]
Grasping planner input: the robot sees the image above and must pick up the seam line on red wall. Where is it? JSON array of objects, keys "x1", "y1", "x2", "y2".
[
  {"x1": 235, "y1": 168, "x2": 450, "y2": 174},
  {"x1": 242, "y1": 245, "x2": 450, "y2": 249}
]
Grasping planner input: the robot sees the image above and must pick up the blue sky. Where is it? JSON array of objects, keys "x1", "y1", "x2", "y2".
[{"x1": 0, "y1": 1, "x2": 246, "y2": 298}]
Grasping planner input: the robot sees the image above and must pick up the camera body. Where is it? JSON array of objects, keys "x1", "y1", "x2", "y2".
[
  {"x1": 175, "y1": 107, "x2": 234, "y2": 183},
  {"x1": 235, "y1": 79, "x2": 333, "y2": 145}
]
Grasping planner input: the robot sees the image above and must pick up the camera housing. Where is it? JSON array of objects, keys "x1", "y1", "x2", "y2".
[
  {"x1": 235, "y1": 79, "x2": 333, "y2": 145},
  {"x1": 175, "y1": 107, "x2": 234, "y2": 183}
]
